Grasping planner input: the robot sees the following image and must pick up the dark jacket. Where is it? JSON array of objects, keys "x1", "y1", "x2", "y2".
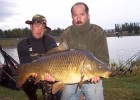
[
  {"x1": 60, "y1": 21, "x2": 109, "y2": 65},
  {"x1": 17, "y1": 34, "x2": 57, "y2": 64}
]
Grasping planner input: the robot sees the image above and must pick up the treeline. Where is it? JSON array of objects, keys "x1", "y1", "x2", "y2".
[
  {"x1": 115, "y1": 22, "x2": 140, "y2": 34},
  {"x1": 0, "y1": 27, "x2": 64, "y2": 38},
  {"x1": 1, "y1": 22, "x2": 140, "y2": 38}
]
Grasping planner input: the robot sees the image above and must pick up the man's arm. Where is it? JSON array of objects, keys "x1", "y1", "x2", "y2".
[
  {"x1": 17, "y1": 40, "x2": 32, "y2": 64},
  {"x1": 94, "y1": 32, "x2": 109, "y2": 66},
  {"x1": 90, "y1": 28, "x2": 110, "y2": 83}
]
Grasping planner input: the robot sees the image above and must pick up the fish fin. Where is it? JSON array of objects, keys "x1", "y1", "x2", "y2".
[
  {"x1": 58, "y1": 39, "x2": 68, "y2": 51},
  {"x1": 79, "y1": 75, "x2": 85, "y2": 88},
  {"x1": 52, "y1": 82, "x2": 64, "y2": 94},
  {"x1": 47, "y1": 47, "x2": 61, "y2": 54},
  {"x1": 47, "y1": 40, "x2": 68, "y2": 55},
  {"x1": 74, "y1": 75, "x2": 85, "y2": 93},
  {"x1": 34, "y1": 78, "x2": 40, "y2": 84},
  {"x1": 78, "y1": 61, "x2": 85, "y2": 89}
]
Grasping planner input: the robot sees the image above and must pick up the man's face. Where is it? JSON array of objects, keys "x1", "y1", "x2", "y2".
[
  {"x1": 30, "y1": 22, "x2": 46, "y2": 39},
  {"x1": 72, "y1": 4, "x2": 89, "y2": 27}
]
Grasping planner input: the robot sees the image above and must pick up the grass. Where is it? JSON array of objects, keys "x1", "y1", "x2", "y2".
[
  {"x1": 0, "y1": 38, "x2": 19, "y2": 47},
  {"x1": 0, "y1": 86, "x2": 44, "y2": 100},
  {"x1": 0, "y1": 72, "x2": 140, "y2": 100},
  {"x1": 0, "y1": 37, "x2": 59, "y2": 48},
  {"x1": 103, "y1": 75, "x2": 140, "y2": 100},
  {"x1": 0, "y1": 37, "x2": 60, "y2": 48}
]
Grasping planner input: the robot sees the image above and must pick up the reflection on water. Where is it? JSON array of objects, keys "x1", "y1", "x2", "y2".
[
  {"x1": 0, "y1": 36, "x2": 140, "y2": 64},
  {"x1": 107, "y1": 36, "x2": 140, "y2": 63},
  {"x1": 0, "y1": 48, "x2": 19, "y2": 64}
]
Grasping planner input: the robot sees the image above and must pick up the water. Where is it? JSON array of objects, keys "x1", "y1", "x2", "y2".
[
  {"x1": 0, "y1": 36, "x2": 140, "y2": 64},
  {"x1": 107, "y1": 36, "x2": 140, "y2": 63},
  {"x1": 0, "y1": 47, "x2": 19, "y2": 64}
]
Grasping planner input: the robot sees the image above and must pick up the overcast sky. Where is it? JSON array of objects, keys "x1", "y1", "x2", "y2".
[{"x1": 0, "y1": 0, "x2": 139, "y2": 30}]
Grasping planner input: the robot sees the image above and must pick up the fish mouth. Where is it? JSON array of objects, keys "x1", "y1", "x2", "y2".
[{"x1": 102, "y1": 71, "x2": 112, "y2": 78}]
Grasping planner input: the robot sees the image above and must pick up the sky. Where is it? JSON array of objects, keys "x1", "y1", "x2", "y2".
[{"x1": 0, "y1": 0, "x2": 139, "y2": 30}]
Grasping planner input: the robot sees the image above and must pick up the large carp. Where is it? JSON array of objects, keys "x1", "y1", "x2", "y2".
[{"x1": 16, "y1": 47, "x2": 111, "y2": 93}]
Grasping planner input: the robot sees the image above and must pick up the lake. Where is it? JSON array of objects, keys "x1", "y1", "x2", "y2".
[
  {"x1": 107, "y1": 36, "x2": 140, "y2": 63},
  {"x1": 0, "y1": 36, "x2": 140, "y2": 64}
]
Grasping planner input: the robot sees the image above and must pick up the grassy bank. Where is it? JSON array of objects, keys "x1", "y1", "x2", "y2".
[
  {"x1": 0, "y1": 37, "x2": 60, "y2": 48},
  {"x1": 0, "y1": 38, "x2": 19, "y2": 47},
  {"x1": 0, "y1": 72, "x2": 140, "y2": 100},
  {"x1": 103, "y1": 75, "x2": 140, "y2": 100}
]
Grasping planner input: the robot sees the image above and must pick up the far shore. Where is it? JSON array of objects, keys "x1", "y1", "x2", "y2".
[
  {"x1": 1, "y1": 35, "x2": 140, "y2": 48},
  {"x1": 0, "y1": 37, "x2": 60, "y2": 49}
]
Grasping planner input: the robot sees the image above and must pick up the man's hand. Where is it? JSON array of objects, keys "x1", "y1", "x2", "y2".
[
  {"x1": 88, "y1": 76, "x2": 100, "y2": 84},
  {"x1": 32, "y1": 73, "x2": 55, "y2": 82},
  {"x1": 44, "y1": 73, "x2": 55, "y2": 82}
]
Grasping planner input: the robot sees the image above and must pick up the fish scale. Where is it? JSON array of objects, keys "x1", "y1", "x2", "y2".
[{"x1": 16, "y1": 49, "x2": 111, "y2": 88}]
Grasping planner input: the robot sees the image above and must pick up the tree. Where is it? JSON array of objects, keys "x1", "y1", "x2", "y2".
[{"x1": 0, "y1": 29, "x2": 4, "y2": 38}]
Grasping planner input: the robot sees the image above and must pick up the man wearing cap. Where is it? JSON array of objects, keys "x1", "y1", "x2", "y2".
[{"x1": 17, "y1": 14, "x2": 61, "y2": 100}]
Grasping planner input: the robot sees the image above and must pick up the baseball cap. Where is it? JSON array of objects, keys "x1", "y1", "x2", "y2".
[{"x1": 25, "y1": 14, "x2": 51, "y2": 30}]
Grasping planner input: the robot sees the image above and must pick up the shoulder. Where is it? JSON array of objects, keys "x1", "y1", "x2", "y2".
[
  {"x1": 43, "y1": 34, "x2": 57, "y2": 45},
  {"x1": 90, "y1": 24, "x2": 105, "y2": 37},
  {"x1": 44, "y1": 34, "x2": 55, "y2": 40},
  {"x1": 60, "y1": 26, "x2": 72, "y2": 38},
  {"x1": 90, "y1": 24, "x2": 104, "y2": 32},
  {"x1": 62, "y1": 26, "x2": 72, "y2": 35}
]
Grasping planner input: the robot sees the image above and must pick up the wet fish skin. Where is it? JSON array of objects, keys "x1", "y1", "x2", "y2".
[{"x1": 16, "y1": 49, "x2": 111, "y2": 88}]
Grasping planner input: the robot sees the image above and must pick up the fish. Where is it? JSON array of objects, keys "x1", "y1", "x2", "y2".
[{"x1": 16, "y1": 41, "x2": 111, "y2": 94}]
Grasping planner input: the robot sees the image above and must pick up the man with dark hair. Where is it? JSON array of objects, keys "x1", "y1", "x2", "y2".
[
  {"x1": 60, "y1": 2, "x2": 109, "y2": 100},
  {"x1": 17, "y1": 14, "x2": 61, "y2": 100}
]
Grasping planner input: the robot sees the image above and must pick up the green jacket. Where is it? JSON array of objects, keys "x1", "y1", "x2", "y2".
[{"x1": 60, "y1": 21, "x2": 109, "y2": 65}]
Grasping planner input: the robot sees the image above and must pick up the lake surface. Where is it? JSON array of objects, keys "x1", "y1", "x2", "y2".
[
  {"x1": 107, "y1": 36, "x2": 140, "y2": 63},
  {"x1": 0, "y1": 36, "x2": 140, "y2": 64}
]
